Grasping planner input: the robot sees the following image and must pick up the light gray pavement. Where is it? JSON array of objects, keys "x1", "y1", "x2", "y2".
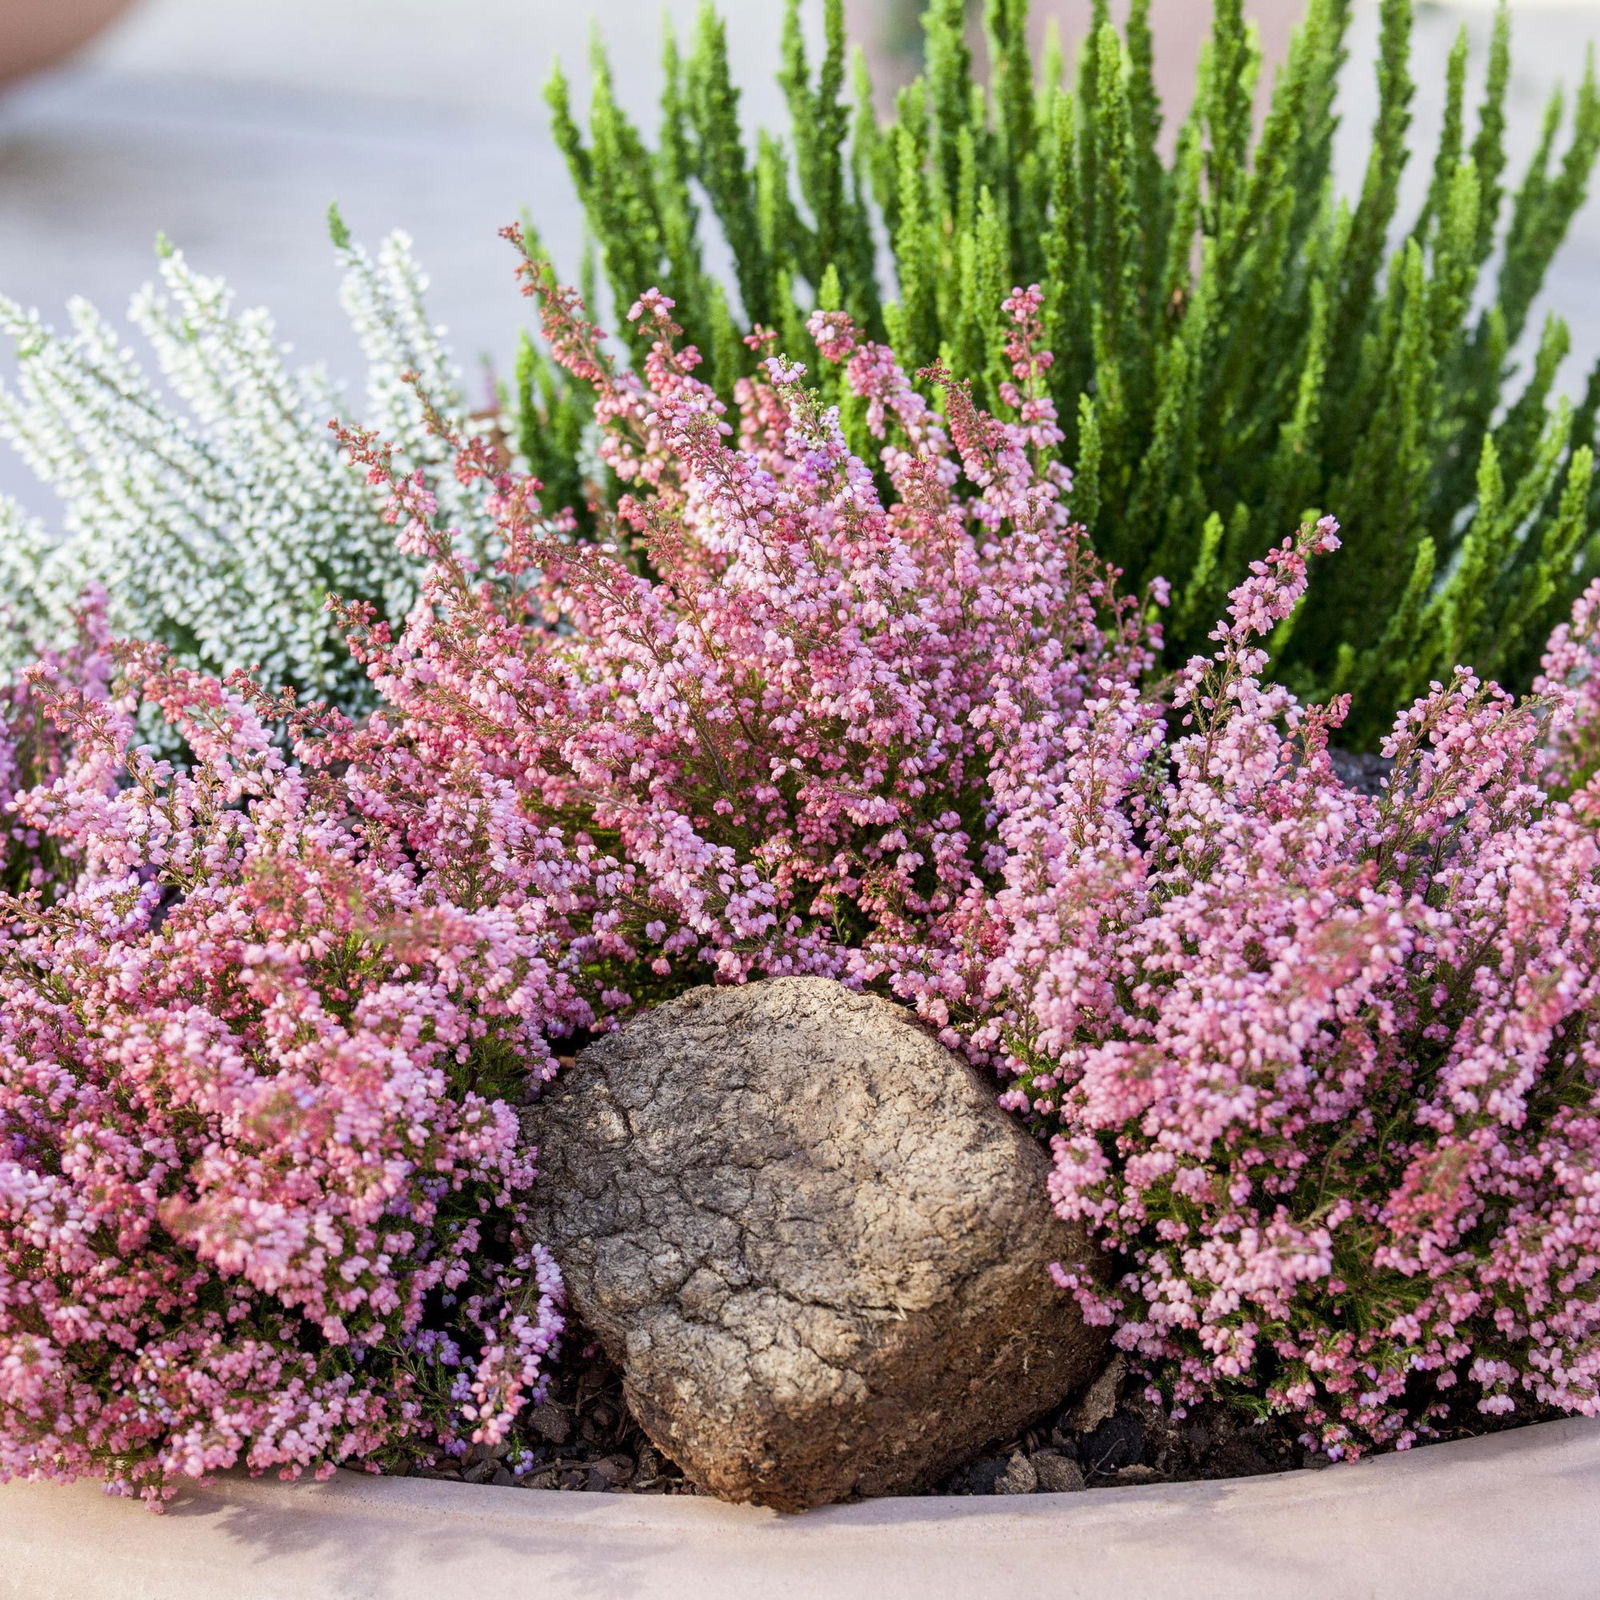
[
  {"x1": 0, "y1": 0, "x2": 1597, "y2": 517},
  {"x1": 0, "y1": 0, "x2": 806, "y2": 516}
]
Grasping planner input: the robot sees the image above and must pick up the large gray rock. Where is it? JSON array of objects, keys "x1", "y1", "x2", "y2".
[{"x1": 523, "y1": 976, "x2": 1107, "y2": 1510}]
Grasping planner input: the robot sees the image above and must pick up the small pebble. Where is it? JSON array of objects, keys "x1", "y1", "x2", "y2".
[
  {"x1": 529, "y1": 1403, "x2": 573, "y2": 1445},
  {"x1": 995, "y1": 1453, "x2": 1038, "y2": 1495},
  {"x1": 1114, "y1": 1464, "x2": 1160, "y2": 1485},
  {"x1": 1068, "y1": 1356, "x2": 1126, "y2": 1435},
  {"x1": 1031, "y1": 1451, "x2": 1086, "y2": 1493},
  {"x1": 591, "y1": 1454, "x2": 634, "y2": 1487}
]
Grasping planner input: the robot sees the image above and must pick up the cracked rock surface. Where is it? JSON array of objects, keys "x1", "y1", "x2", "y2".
[{"x1": 522, "y1": 975, "x2": 1107, "y2": 1510}]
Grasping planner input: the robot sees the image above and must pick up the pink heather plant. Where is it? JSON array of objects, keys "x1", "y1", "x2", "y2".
[
  {"x1": 7, "y1": 243, "x2": 1600, "y2": 1501},
  {"x1": 956, "y1": 538, "x2": 1600, "y2": 1458},
  {"x1": 325, "y1": 249, "x2": 1154, "y2": 1007},
  {"x1": 0, "y1": 264, "x2": 1145, "y2": 1505},
  {"x1": 0, "y1": 650, "x2": 568, "y2": 1504},
  {"x1": 340, "y1": 250, "x2": 1600, "y2": 1458}
]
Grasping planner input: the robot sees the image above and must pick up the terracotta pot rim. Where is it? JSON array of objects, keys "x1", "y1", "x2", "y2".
[{"x1": 0, "y1": 0, "x2": 138, "y2": 90}]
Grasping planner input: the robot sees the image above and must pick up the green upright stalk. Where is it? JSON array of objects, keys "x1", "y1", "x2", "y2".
[{"x1": 532, "y1": 0, "x2": 1600, "y2": 748}]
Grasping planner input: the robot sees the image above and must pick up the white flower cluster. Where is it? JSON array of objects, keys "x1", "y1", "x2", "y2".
[{"x1": 0, "y1": 226, "x2": 492, "y2": 710}]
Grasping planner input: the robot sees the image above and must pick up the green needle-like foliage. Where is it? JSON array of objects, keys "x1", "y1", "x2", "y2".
[{"x1": 532, "y1": 0, "x2": 1600, "y2": 745}]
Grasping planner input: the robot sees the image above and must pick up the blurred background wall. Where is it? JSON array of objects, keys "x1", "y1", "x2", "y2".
[{"x1": 1, "y1": 0, "x2": 1597, "y2": 512}]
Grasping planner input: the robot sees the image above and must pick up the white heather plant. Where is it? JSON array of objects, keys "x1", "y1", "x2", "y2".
[{"x1": 0, "y1": 219, "x2": 491, "y2": 712}]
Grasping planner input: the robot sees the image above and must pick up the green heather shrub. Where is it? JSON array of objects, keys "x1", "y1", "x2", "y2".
[{"x1": 532, "y1": 0, "x2": 1600, "y2": 745}]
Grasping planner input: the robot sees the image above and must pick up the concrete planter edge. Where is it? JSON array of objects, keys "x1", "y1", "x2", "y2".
[{"x1": 0, "y1": 1414, "x2": 1594, "y2": 1600}]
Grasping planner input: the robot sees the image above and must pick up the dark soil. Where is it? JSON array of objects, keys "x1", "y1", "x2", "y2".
[
  {"x1": 401, "y1": 1334, "x2": 701, "y2": 1495},
  {"x1": 397, "y1": 1331, "x2": 1558, "y2": 1500}
]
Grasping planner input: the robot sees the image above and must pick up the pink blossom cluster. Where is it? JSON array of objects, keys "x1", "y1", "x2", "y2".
[
  {"x1": 1, "y1": 591, "x2": 111, "y2": 900},
  {"x1": 0, "y1": 647, "x2": 570, "y2": 1503}
]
